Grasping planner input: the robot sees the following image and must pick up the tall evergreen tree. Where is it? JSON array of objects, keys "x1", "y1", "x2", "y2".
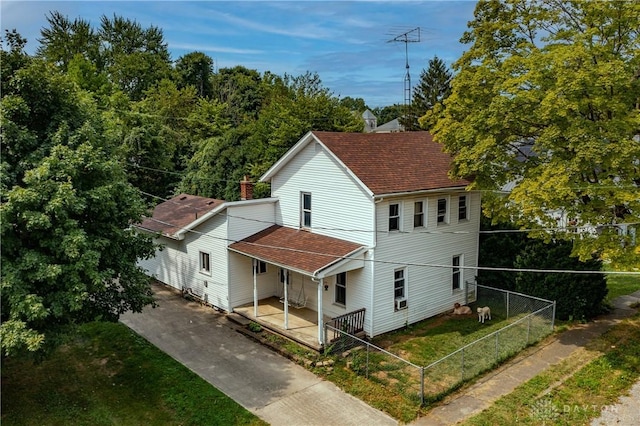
[{"x1": 413, "y1": 56, "x2": 452, "y2": 124}]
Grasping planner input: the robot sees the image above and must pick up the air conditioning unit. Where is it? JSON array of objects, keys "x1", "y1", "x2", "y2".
[{"x1": 395, "y1": 298, "x2": 407, "y2": 310}]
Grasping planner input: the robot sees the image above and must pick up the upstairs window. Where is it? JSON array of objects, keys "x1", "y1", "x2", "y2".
[
  {"x1": 458, "y1": 196, "x2": 468, "y2": 221},
  {"x1": 301, "y1": 192, "x2": 311, "y2": 228},
  {"x1": 199, "y1": 251, "x2": 211, "y2": 275},
  {"x1": 335, "y1": 272, "x2": 346, "y2": 305},
  {"x1": 389, "y1": 203, "x2": 400, "y2": 231},
  {"x1": 414, "y1": 201, "x2": 424, "y2": 228},
  {"x1": 437, "y1": 198, "x2": 448, "y2": 224}
]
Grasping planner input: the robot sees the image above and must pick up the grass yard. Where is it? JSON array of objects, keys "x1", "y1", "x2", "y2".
[
  {"x1": 461, "y1": 313, "x2": 640, "y2": 426},
  {"x1": 1, "y1": 322, "x2": 266, "y2": 426},
  {"x1": 606, "y1": 271, "x2": 640, "y2": 302}
]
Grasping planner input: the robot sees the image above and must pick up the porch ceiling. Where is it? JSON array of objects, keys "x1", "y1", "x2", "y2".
[{"x1": 229, "y1": 225, "x2": 366, "y2": 277}]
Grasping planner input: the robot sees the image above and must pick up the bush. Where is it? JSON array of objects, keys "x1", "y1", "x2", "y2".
[{"x1": 514, "y1": 239, "x2": 607, "y2": 321}]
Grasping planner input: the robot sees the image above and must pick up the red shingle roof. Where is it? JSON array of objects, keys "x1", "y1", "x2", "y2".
[
  {"x1": 229, "y1": 225, "x2": 364, "y2": 275},
  {"x1": 313, "y1": 131, "x2": 470, "y2": 195},
  {"x1": 138, "y1": 193, "x2": 224, "y2": 237}
]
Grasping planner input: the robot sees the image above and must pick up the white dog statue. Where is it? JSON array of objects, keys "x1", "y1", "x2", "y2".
[
  {"x1": 477, "y1": 306, "x2": 491, "y2": 323},
  {"x1": 452, "y1": 302, "x2": 472, "y2": 315}
]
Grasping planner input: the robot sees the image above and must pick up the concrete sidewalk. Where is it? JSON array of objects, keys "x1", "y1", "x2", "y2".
[
  {"x1": 120, "y1": 283, "x2": 396, "y2": 426},
  {"x1": 411, "y1": 290, "x2": 640, "y2": 426}
]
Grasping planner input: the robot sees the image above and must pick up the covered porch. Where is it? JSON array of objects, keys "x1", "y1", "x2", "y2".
[
  {"x1": 229, "y1": 225, "x2": 368, "y2": 350},
  {"x1": 234, "y1": 297, "x2": 332, "y2": 351}
]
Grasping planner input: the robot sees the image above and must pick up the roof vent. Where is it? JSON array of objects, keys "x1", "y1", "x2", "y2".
[
  {"x1": 180, "y1": 196, "x2": 188, "y2": 200},
  {"x1": 207, "y1": 201, "x2": 215, "y2": 205}
]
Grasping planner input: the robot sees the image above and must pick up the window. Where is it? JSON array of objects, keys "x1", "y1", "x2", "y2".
[
  {"x1": 437, "y1": 198, "x2": 448, "y2": 224},
  {"x1": 458, "y1": 196, "x2": 468, "y2": 221},
  {"x1": 394, "y1": 269, "x2": 405, "y2": 299},
  {"x1": 389, "y1": 203, "x2": 400, "y2": 231},
  {"x1": 452, "y1": 255, "x2": 461, "y2": 290},
  {"x1": 335, "y1": 272, "x2": 346, "y2": 305},
  {"x1": 199, "y1": 251, "x2": 211, "y2": 274},
  {"x1": 414, "y1": 201, "x2": 424, "y2": 228},
  {"x1": 301, "y1": 192, "x2": 311, "y2": 228},
  {"x1": 254, "y1": 260, "x2": 267, "y2": 274}
]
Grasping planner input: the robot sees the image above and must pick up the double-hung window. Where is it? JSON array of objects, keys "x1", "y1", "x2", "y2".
[
  {"x1": 335, "y1": 272, "x2": 346, "y2": 305},
  {"x1": 389, "y1": 203, "x2": 400, "y2": 231},
  {"x1": 452, "y1": 255, "x2": 461, "y2": 290},
  {"x1": 458, "y1": 196, "x2": 468, "y2": 221},
  {"x1": 414, "y1": 201, "x2": 424, "y2": 228},
  {"x1": 301, "y1": 192, "x2": 311, "y2": 228},
  {"x1": 437, "y1": 198, "x2": 448, "y2": 224},
  {"x1": 254, "y1": 260, "x2": 267, "y2": 274},
  {"x1": 199, "y1": 251, "x2": 211, "y2": 275},
  {"x1": 394, "y1": 269, "x2": 405, "y2": 299}
]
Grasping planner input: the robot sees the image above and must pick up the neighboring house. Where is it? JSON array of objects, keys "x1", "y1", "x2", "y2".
[
  {"x1": 137, "y1": 131, "x2": 481, "y2": 348},
  {"x1": 362, "y1": 109, "x2": 405, "y2": 133}
]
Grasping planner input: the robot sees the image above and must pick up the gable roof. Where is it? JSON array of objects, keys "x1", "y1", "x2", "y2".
[
  {"x1": 229, "y1": 225, "x2": 365, "y2": 277},
  {"x1": 137, "y1": 194, "x2": 224, "y2": 238},
  {"x1": 261, "y1": 131, "x2": 471, "y2": 196}
]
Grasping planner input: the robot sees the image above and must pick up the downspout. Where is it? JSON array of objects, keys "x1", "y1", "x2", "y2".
[{"x1": 370, "y1": 196, "x2": 383, "y2": 337}]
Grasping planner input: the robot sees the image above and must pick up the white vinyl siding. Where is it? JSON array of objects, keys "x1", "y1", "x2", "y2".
[
  {"x1": 370, "y1": 191, "x2": 481, "y2": 336},
  {"x1": 270, "y1": 141, "x2": 374, "y2": 246}
]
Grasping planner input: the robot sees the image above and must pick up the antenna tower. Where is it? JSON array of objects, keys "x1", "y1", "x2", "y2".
[{"x1": 387, "y1": 27, "x2": 421, "y2": 123}]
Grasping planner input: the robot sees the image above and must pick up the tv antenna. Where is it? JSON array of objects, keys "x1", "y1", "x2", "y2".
[{"x1": 387, "y1": 27, "x2": 421, "y2": 128}]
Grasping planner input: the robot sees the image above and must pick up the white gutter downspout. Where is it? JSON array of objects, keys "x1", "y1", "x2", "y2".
[
  {"x1": 284, "y1": 270, "x2": 289, "y2": 330},
  {"x1": 252, "y1": 259, "x2": 258, "y2": 318}
]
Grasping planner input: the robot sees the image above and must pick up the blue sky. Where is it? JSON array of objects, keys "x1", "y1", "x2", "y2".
[{"x1": 2, "y1": 1, "x2": 478, "y2": 107}]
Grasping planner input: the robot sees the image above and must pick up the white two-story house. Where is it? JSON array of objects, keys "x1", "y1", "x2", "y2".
[{"x1": 137, "y1": 131, "x2": 480, "y2": 350}]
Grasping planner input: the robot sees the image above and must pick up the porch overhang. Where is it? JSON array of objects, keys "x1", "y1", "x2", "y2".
[{"x1": 228, "y1": 225, "x2": 367, "y2": 278}]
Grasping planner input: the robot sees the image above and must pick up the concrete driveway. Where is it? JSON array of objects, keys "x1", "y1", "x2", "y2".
[{"x1": 120, "y1": 283, "x2": 396, "y2": 426}]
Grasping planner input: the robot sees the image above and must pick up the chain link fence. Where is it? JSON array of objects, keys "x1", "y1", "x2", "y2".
[{"x1": 325, "y1": 285, "x2": 555, "y2": 405}]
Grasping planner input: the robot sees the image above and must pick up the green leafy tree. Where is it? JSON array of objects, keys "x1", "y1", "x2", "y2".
[
  {"x1": 98, "y1": 15, "x2": 172, "y2": 100},
  {"x1": 1, "y1": 143, "x2": 156, "y2": 356},
  {"x1": 36, "y1": 11, "x2": 102, "y2": 70},
  {"x1": 433, "y1": 0, "x2": 640, "y2": 268},
  {"x1": 175, "y1": 51, "x2": 214, "y2": 98},
  {"x1": 1, "y1": 56, "x2": 156, "y2": 356},
  {"x1": 514, "y1": 239, "x2": 607, "y2": 321},
  {"x1": 211, "y1": 66, "x2": 264, "y2": 126}
]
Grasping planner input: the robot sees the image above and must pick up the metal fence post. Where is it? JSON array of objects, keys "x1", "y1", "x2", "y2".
[
  {"x1": 366, "y1": 342, "x2": 370, "y2": 378},
  {"x1": 527, "y1": 314, "x2": 531, "y2": 345},
  {"x1": 506, "y1": 291, "x2": 510, "y2": 319},
  {"x1": 420, "y1": 367, "x2": 425, "y2": 406},
  {"x1": 461, "y1": 348, "x2": 465, "y2": 381},
  {"x1": 551, "y1": 302, "x2": 557, "y2": 330},
  {"x1": 495, "y1": 332, "x2": 499, "y2": 362}
]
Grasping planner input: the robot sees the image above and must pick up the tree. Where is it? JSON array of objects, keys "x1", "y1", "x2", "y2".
[
  {"x1": 1, "y1": 56, "x2": 156, "y2": 356},
  {"x1": 433, "y1": 0, "x2": 640, "y2": 268},
  {"x1": 98, "y1": 15, "x2": 172, "y2": 100},
  {"x1": 1, "y1": 144, "x2": 156, "y2": 356},
  {"x1": 175, "y1": 51, "x2": 214, "y2": 98},
  {"x1": 37, "y1": 11, "x2": 102, "y2": 70},
  {"x1": 514, "y1": 240, "x2": 607, "y2": 321},
  {"x1": 413, "y1": 56, "x2": 452, "y2": 130}
]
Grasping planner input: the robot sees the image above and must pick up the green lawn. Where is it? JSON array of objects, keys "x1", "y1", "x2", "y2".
[
  {"x1": 1, "y1": 322, "x2": 266, "y2": 426},
  {"x1": 606, "y1": 271, "x2": 640, "y2": 302}
]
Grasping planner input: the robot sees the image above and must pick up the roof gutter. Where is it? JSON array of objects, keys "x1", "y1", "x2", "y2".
[
  {"x1": 373, "y1": 186, "x2": 470, "y2": 200},
  {"x1": 311, "y1": 245, "x2": 369, "y2": 279}
]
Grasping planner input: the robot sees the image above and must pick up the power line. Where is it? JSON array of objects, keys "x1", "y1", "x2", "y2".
[{"x1": 139, "y1": 216, "x2": 640, "y2": 276}]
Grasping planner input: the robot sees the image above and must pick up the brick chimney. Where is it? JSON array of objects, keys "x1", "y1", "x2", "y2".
[{"x1": 240, "y1": 175, "x2": 253, "y2": 200}]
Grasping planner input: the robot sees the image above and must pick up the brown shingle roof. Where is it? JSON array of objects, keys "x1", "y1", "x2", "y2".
[
  {"x1": 138, "y1": 193, "x2": 224, "y2": 237},
  {"x1": 229, "y1": 225, "x2": 363, "y2": 275},
  {"x1": 313, "y1": 131, "x2": 470, "y2": 195}
]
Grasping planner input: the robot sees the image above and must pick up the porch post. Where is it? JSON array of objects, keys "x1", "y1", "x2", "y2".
[
  {"x1": 284, "y1": 270, "x2": 289, "y2": 329},
  {"x1": 317, "y1": 278, "x2": 324, "y2": 346},
  {"x1": 252, "y1": 259, "x2": 258, "y2": 318}
]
